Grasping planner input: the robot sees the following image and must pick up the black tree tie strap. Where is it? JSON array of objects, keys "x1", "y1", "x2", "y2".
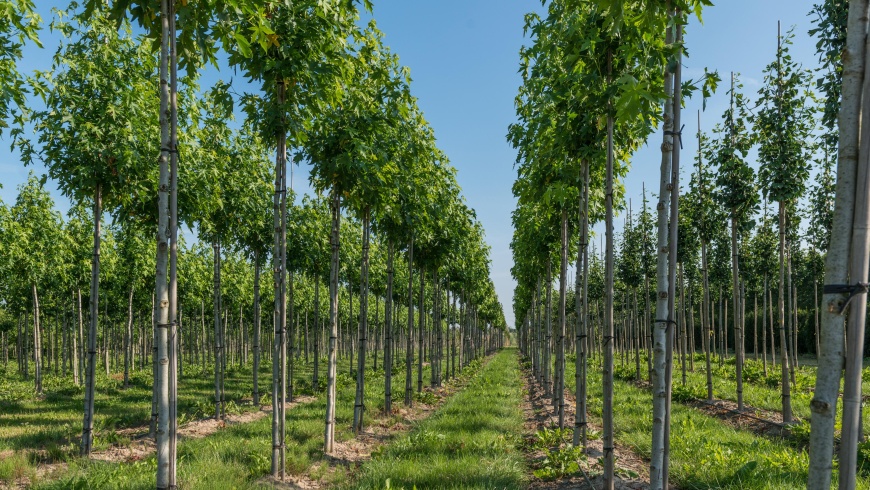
[
  {"x1": 654, "y1": 319, "x2": 678, "y2": 326},
  {"x1": 665, "y1": 124, "x2": 686, "y2": 149},
  {"x1": 824, "y1": 282, "x2": 870, "y2": 314}
]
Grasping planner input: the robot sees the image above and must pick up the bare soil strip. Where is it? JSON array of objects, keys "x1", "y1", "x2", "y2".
[{"x1": 521, "y1": 364, "x2": 651, "y2": 490}]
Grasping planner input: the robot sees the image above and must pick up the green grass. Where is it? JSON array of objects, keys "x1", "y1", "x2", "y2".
[
  {"x1": 21, "y1": 351, "x2": 477, "y2": 489},
  {"x1": 1, "y1": 349, "x2": 473, "y2": 488},
  {"x1": 349, "y1": 348, "x2": 527, "y2": 490},
  {"x1": 561, "y1": 354, "x2": 870, "y2": 489},
  {"x1": 635, "y1": 352, "x2": 870, "y2": 439},
  {"x1": 0, "y1": 358, "x2": 293, "y2": 454}
]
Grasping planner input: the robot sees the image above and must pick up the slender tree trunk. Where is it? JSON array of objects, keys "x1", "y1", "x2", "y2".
[
  {"x1": 574, "y1": 162, "x2": 589, "y2": 449},
  {"x1": 763, "y1": 277, "x2": 768, "y2": 376},
  {"x1": 435, "y1": 274, "x2": 442, "y2": 387},
  {"x1": 271, "y1": 77, "x2": 289, "y2": 476},
  {"x1": 777, "y1": 201, "x2": 792, "y2": 423},
  {"x1": 405, "y1": 238, "x2": 414, "y2": 407},
  {"x1": 679, "y1": 266, "x2": 687, "y2": 386},
  {"x1": 32, "y1": 285, "x2": 42, "y2": 394},
  {"x1": 754, "y1": 295, "x2": 759, "y2": 362},
  {"x1": 167, "y1": 6, "x2": 180, "y2": 481},
  {"x1": 384, "y1": 241, "x2": 394, "y2": 414},
  {"x1": 323, "y1": 190, "x2": 341, "y2": 453},
  {"x1": 417, "y1": 269, "x2": 425, "y2": 393},
  {"x1": 545, "y1": 258, "x2": 552, "y2": 399},
  {"x1": 603, "y1": 87, "x2": 617, "y2": 490},
  {"x1": 374, "y1": 294, "x2": 380, "y2": 372},
  {"x1": 23, "y1": 312, "x2": 28, "y2": 379},
  {"x1": 768, "y1": 278, "x2": 776, "y2": 368},
  {"x1": 557, "y1": 207, "x2": 568, "y2": 428},
  {"x1": 787, "y1": 243, "x2": 797, "y2": 382},
  {"x1": 662, "y1": 28, "x2": 683, "y2": 486},
  {"x1": 124, "y1": 285, "x2": 134, "y2": 389},
  {"x1": 688, "y1": 289, "x2": 696, "y2": 374},
  {"x1": 814, "y1": 279, "x2": 820, "y2": 360},
  {"x1": 314, "y1": 268, "x2": 320, "y2": 387},
  {"x1": 150, "y1": 292, "x2": 158, "y2": 439},
  {"x1": 731, "y1": 217, "x2": 744, "y2": 410},
  {"x1": 253, "y1": 253, "x2": 261, "y2": 406},
  {"x1": 651, "y1": 20, "x2": 676, "y2": 487},
  {"x1": 450, "y1": 293, "x2": 459, "y2": 379},
  {"x1": 76, "y1": 290, "x2": 82, "y2": 385},
  {"x1": 353, "y1": 208, "x2": 371, "y2": 434},
  {"x1": 81, "y1": 183, "x2": 102, "y2": 455},
  {"x1": 213, "y1": 241, "x2": 225, "y2": 421},
  {"x1": 152, "y1": 0, "x2": 173, "y2": 483}
]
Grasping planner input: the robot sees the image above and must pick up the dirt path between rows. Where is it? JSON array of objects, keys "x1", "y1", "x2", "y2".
[{"x1": 521, "y1": 364, "x2": 652, "y2": 490}]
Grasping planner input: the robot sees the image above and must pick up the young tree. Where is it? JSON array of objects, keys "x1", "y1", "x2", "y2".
[
  {"x1": 6, "y1": 174, "x2": 64, "y2": 395},
  {"x1": 753, "y1": 26, "x2": 815, "y2": 425},
  {"x1": 712, "y1": 74, "x2": 758, "y2": 410},
  {"x1": 25, "y1": 9, "x2": 157, "y2": 455}
]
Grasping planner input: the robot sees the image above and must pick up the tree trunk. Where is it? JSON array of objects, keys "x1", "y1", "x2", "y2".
[
  {"x1": 603, "y1": 101, "x2": 617, "y2": 490},
  {"x1": 251, "y1": 254, "x2": 261, "y2": 406},
  {"x1": 768, "y1": 278, "x2": 776, "y2": 367},
  {"x1": 32, "y1": 284, "x2": 42, "y2": 394},
  {"x1": 150, "y1": 292, "x2": 158, "y2": 439},
  {"x1": 214, "y1": 240, "x2": 224, "y2": 420},
  {"x1": 323, "y1": 189, "x2": 341, "y2": 453},
  {"x1": 650, "y1": 21, "x2": 675, "y2": 487},
  {"x1": 384, "y1": 240, "x2": 394, "y2": 414},
  {"x1": 417, "y1": 267, "x2": 424, "y2": 393},
  {"x1": 153, "y1": 0, "x2": 173, "y2": 483},
  {"x1": 754, "y1": 295, "x2": 758, "y2": 362},
  {"x1": 124, "y1": 285, "x2": 134, "y2": 388},
  {"x1": 662, "y1": 31, "x2": 683, "y2": 486},
  {"x1": 374, "y1": 293, "x2": 380, "y2": 372},
  {"x1": 679, "y1": 266, "x2": 687, "y2": 386},
  {"x1": 557, "y1": 207, "x2": 568, "y2": 428},
  {"x1": 272, "y1": 78, "x2": 289, "y2": 475},
  {"x1": 76, "y1": 290, "x2": 82, "y2": 385},
  {"x1": 545, "y1": 258, "x2": 552, "y2": 399},
  {"x1": 731, "y1": 217, "x2": 744, "y2": 410},
  {"x1": 405, "y1": 237, "x2": 414, "y2": 407},
  {"x1": 167, "y1": 4, "x2": 180, "y2": 480},
  {"x1": 81, "y1": 183, "x2": 102, "y2": 455},
  {"x1": 353, "y1": 208, "x2": 371, "y2": 434},
  {"x1": 777, "y1": 201, "x2": 792, "y2": 423},
  {"x1": 762, "y1": 277, "x2": 768, "y2": 376},
  {"x1": 314, "y1": 268, "x2": 320, "y2": 387},
  {"x1": 814, "y1": 279, "x2": 820, "y2": 359}
]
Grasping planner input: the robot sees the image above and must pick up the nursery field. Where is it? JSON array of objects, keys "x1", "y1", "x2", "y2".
[
  {"x1": 4, "y1": 0, "x2": 870, "y2": 488},
  {"x1": 1, "y1": 351, "x2": 498, "y2": 488}
]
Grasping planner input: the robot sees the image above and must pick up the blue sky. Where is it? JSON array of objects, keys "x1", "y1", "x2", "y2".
[{"x1": 1, "y1": 1, "x2": 825, "y2": 328}]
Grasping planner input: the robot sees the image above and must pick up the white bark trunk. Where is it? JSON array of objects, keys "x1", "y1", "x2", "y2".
[{"x1": 650, "y1": 24, "x2": 675, "y2": 488}]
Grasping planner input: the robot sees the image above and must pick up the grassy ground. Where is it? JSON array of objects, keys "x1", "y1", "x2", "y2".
[
  {"x1": 349, "y1": 348, "x2": 527, "y2": 490},
  {"x1": 559, "y1": 354, "x2": 870, "y2": 489},
  {"x1": 619, "y1": 351, "x2": 870, "y2": 435},
  {"x1": 1, "y1": 349, "x2": 473, "y2": 488},
  {"x1": 0, "y1": 354, "x2": 334, "y2": 458}
]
